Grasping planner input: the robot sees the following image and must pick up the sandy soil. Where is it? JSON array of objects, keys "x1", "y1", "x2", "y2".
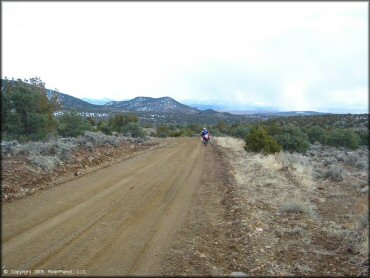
[{"x1": 2, "y1": 138, "x2": 207, "y2": 276}]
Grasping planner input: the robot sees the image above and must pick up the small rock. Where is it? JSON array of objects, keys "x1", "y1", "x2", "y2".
[
  {"x1": 361, "y1": 186, "x2": 368, "y2": 193},
  {"x1": 256, "y1": 228, "x2": 263, "y2": 233},
  {"x1": 230, "y1": 271, "x2": 248, "y2": 277},
  {"x1": 250, "y1": 266, "x2": 262, "y2": 272}
]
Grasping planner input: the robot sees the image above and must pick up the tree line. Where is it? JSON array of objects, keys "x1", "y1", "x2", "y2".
[
  {"x1": 2, "y1": 78, "x2": 368, "y2": 154},
  {"x1": 1, "y1": 78, "x2": 146, "y2": 141}
]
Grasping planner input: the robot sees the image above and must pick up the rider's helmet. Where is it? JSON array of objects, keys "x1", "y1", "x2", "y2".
[{"x1": 203, "y1": 127, "x2": 207, "y2": 130}]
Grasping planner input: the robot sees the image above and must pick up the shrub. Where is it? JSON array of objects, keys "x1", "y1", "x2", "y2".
[
  {"x1": 121, "y1": 122, "x2": 146, "y2": 138},
  {"x1": 344, "y1": 152, "x2": 360, "y2": 167},
  {"x1": 28, "y1": 155, "x2": 61, "y2": 171},
  {"x1": 179, "y1": 127, "x2": 194, "y2": 137},
  {"x1": 231, "y1": 125, "x2": 250, "y2": 139},
  {"x1": 279, "y1": 199, "x2": 316, "y2": 216},
  {"x1": 108, "y1": 113, "x2": 139, "y2": 133},
  {"x1": 1, "y1": 141, "x2": 19, "y2": 156},
  {"x1": 244, "y1": 126, "x2": 281, "y2": 154},
  {"x1": 2, "y1": 78, "x2": 59, "y2": 141},
  {"x1": 57, "y1": 111, "x2": 91, "y2": 137},
  {"x1": 325, "y1": 165, "x2": 344, "y2": 181},
  {"x1": 325, "y1": 129, "x2": 360, "y2": 150},
  {"x1": 357, "y1": 130, "x2": 368, "y2": 146},
  {"x1": 323, "y1": 157, "x2": 337, "y2": 167},
  {"x1": 305, "y1": 125, "x2": 326, "y2": 144},
  {"x1": 80, "y1": 131, "x2": 122, "y2": 147},
  {"x1": 273, "y1": 124, "x2": 310, "y2": 154},
  {"x1": 156, "y1": 125, "x2": 171, "y2": 138},
  {"x1": 278, "y1": 152, "x2": 311, "y2": 169},
  {"x1": 97, "y1": 120, "x2": 112, "y2": 135},
  {"x1": 85, "y1": 142, "x2": 95, "y2": 152}
]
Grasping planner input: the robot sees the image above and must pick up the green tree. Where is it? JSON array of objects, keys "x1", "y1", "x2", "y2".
[
  {"x1": 108, "y1": 113, "x2": 139, "y2": 132},
  {"x1": 244, "y1": 126, "x2": 281, "y2": 154},
  {"x1": 356, "y1": 130, "x2": 369, "y2": 146},
  {"x1": 273, "y1": 124, "x2": 310, "y2": 153},
  {"x1": 97, "y1": 120, "x2": 112, "y2": 135},
  {"x1": 2, "y1": 78, "x2": 59, "y2": 141},
  {"x1": 156, "y1": 125, "x2": 171, "y2": 137},
  {"x1": 57, "y1": 111, "x2": 91, "y2": 137},
  {"x1": 231, "y1": 125, "x2": 250, "y2": 138},
  {"x1": 326, "y1": 129, "x2": 360, "y2": 149},
  {"x1": 122, "y1": 122, "x2": 145, "y2": 138},
  {"x1": 216, "y1": 120, "x2": 228, "y2": 134},
  {"x1": 305, "y1": 125, "x2": 326, "y2": 144}
]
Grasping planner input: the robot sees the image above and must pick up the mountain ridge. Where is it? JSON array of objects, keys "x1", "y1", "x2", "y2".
[
  {"x1": 103, "y1": 96, "x2": 200, "y2": 114},
  {"x1": 1, "y1": 79, "x2": 333, "y2": 124}
]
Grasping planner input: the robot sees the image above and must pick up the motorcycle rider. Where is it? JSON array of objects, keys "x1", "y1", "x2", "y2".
[{"x1": 201, "y1": 127, "x2": 210, "y2": 143}]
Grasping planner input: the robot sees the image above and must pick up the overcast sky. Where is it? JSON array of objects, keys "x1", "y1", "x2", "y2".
[{"x1": 2, "y1": 1, "x2": 368, "y2": 113}]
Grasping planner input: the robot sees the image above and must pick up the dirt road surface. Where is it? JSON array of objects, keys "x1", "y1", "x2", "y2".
[{"x1": 2, "y1": 138, "x2": 215, "y2": 276}]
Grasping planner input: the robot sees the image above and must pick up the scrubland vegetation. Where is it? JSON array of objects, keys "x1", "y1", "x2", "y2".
[
  {"x1": 1, "y1": 77, "x2": 147, "y2": 142},
  {"x1": 216, "y1": 137, "x2": 368, "y2": 276},
  {"x1": 2, "y1": 77, "x2": 368, "y2": 156}
]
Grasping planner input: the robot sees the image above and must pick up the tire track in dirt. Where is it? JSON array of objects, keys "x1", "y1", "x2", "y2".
[
  {"x1": 2, "y1": 144, "x2": 177, "y2": 243},
  {"x1": 2, "y1": 138, "x2": 204, "y2": 275}
]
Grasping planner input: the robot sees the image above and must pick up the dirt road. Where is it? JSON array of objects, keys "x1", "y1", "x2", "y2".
[{"x1": 2, "y1": 138, "x2": 208, "y2": 276}]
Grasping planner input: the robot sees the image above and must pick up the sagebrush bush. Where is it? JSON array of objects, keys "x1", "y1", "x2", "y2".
[
  {"x1": 325, "y1": 165, "x2": 344, "y2": 181},
  {"x1": 244, "y1": 126, "x2": 281, "y2": 154},
  {"x1": 279, "y1": 199, "x2": 316, "y2": 216},
  {"x1": 280, "y1": 226, "x2": 305, "y2": 236},
  {"x1": 85, "y1": 142, "x2": 95, "y2": 152},
  {"x1": 28, "y1": 155, "x2": 61, "y2": 171},
  {"x1": 344, "y1": 152, "x2": 359, "y2": 167},
  {"x1": 278, "y1": 152, "x2": 311, "y2": 169},
  {"x1": 1, "y1": 140, "x2": 19, "y2": 156},
  {"x1": 323, "y1": 157, "x2": 337, "y2": 167},
  {"x1": 80, "y1": 131, "x2": 122, "y2": 147}
]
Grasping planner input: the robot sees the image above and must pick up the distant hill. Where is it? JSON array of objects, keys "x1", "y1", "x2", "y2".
[
  {"x1": 82, "y1": 97, "x2": 115, "y2": 105},
  {"x1": 1, "y1": 79, "x2": 335, "y2": 125},
  {"x1": 252, "y1": 111, "x2": 330, "y2": 117},
  {"x1": 1, "y1": 79, "x2": 102, "y2": 112},
  {"x1": 47, "y1": 89, "x2": 102, "y2": 111},
  {"x1": 104, "y1": 96, "x2": 200, "y2": 114}
]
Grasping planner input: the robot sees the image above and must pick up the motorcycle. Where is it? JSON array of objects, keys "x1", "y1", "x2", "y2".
[{"x1": 201, "y1": 134, "x2": 212, "y2": 146}]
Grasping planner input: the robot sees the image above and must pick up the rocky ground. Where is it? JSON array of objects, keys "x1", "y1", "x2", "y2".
[
  {"x1": 219, "y1": 138, "x2": 368, "y2": 276},
  {"x1": 160, "y1": 137, "x2": 368, "y2": 276}
]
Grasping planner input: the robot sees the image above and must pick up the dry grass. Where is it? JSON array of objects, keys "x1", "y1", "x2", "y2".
[
  {"x1": 215, "y1": 137, "x2": 245, "y2": 152},
  {"x1": 279, "y1": 199, "x2": 316, "y2": 217},
  {"x1": 1, "y1": 131, "x2": 151, "y2": 173},
  {"x1": 215, "y1": 136, "x2": 369, "y2": 276}
]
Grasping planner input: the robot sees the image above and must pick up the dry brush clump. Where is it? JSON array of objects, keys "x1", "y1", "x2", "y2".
[
  {"x1": 308, "y1": 144, "x2": 368, "y2": 188},
  {"x1": 28, "y1": 155, "x2": 62, "y2": 172},
  {"x1": 324, "y1": 165, "x2": 344, "y2": 181},
  {"x1": 279, "y1": 198, "x2": 317, "y2": 218},
  {"x1": 2, "y1": 131, "x2": 149, "y2": 172}
]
